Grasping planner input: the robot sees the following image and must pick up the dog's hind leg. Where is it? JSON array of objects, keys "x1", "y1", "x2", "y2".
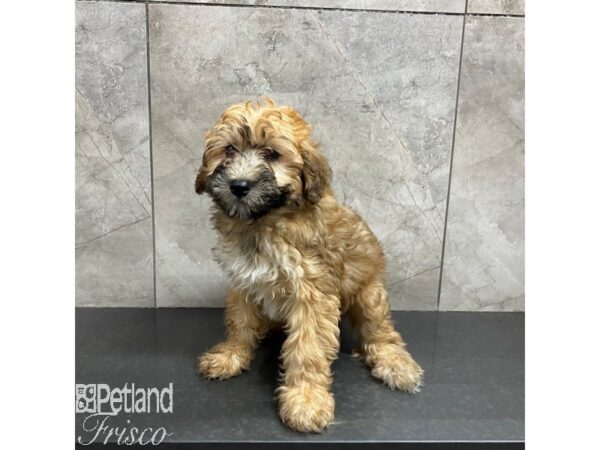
[
  {"x1": 348, "y1": 279, "x2": 423, "y2": 393},
  {"x1": 198, "y1": 288, "x2": 269, "y2": 380}
]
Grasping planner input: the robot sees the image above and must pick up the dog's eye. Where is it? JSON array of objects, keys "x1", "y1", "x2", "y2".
[
  {"x1": 264, "y1": 148, "x2": 280, "y2": 161},
  {"x1": 225, "y1": 145, "x2": 237, "y2": 157}
]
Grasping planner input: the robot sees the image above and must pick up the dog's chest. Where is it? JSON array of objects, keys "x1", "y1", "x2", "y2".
[{"x1": 215, "y1": 234, "x2": 303, "y2": 321}]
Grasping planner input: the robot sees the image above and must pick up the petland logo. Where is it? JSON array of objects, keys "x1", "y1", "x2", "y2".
[{"x1": 76, "y1": 383, "x2": 174, "y2": 445}]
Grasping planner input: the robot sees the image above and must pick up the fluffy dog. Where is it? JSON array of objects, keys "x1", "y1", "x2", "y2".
[{"x1": 195, "y1": 99, "x2": 423, "y2": 433}]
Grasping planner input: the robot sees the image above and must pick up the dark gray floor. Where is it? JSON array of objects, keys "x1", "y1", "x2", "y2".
[{"x1": 75, "y1": 308, "x2": 524, "y2": 449}]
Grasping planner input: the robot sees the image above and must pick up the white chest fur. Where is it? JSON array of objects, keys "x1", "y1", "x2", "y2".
[{"x1": 214, "y1": 233, "x2": 304, "y2": 321}]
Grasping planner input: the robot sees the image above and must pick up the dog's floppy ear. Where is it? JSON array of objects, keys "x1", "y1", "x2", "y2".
[
  {"x1": 278, "y1": 106, "x2": 331, "y2": 204},
  {"x1": 196, "y1": 130, "x2": 220, "y2": 194},
  {"x1": 195, "y1": 148, "x2": 211, "y2": 194},
  {"x1": 195, "y1": 166, "x2": 208, "y2": 194},
  {"x1": 300, "y1": 143, "x2": 332, "y2": 205}
]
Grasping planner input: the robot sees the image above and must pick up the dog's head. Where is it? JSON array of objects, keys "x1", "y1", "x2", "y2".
[{"x1": 195, "y1": 99, "x2": 331, "y2": 220}]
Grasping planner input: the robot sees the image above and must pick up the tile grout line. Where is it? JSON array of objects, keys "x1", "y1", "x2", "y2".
[
  {"x1": 436, "y1": 0, "x2": 468, "y2": 311},
  {"x1": 468, "y1": 12, "x2": 524, "y2": 18},
  {"x1": 145, "y1": 2, "x2": 158, "y2": 309},
  {"x1": 77, "y1": 0, "x2": 524, "y2": 18}
]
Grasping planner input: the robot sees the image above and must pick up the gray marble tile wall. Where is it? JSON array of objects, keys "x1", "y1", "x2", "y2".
[
  {"x1": 468, "y1": 0, "x2": 524, "y2": 15},
  {"x1": 439, "y1": 15, "x2": 524, "y2": 311},
  {"x1": 76, "y1": 1, "x2": 154, "y2": 306},
  {"x1": 75, "y1": 0, "x2": 524, "y2": 311},
  {"x1": 147, "y1": 0, "x2": 467, "y2": 14}
]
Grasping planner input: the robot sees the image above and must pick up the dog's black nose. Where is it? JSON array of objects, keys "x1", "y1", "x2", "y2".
[{"x1": 229, "y1": 179, "x2": 252, "y2": 198}]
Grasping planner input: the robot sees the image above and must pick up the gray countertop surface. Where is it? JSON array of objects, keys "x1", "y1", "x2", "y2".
[{"x1": 75, "y1": 308, "x2": 524, "y2": 448}]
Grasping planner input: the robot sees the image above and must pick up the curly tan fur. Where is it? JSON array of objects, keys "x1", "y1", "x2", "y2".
[{"x1": 196, "y1": 99, "x2": 423, "y2": 433}]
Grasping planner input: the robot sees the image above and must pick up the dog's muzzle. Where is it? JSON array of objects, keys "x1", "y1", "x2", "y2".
[{"x1": 206, "y1": 168, "x2": 287, "y2": 220}]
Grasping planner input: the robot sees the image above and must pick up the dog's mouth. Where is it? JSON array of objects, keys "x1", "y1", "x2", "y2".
[{"x1": 205, "y1": 169, "x2": 288, "y2": 220}]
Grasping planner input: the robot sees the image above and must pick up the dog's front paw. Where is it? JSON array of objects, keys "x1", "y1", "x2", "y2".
[
  {"x1": 278, "y1": 383, "x2": 335, "y2": 433},
  {"x1": 368, "y1": 345, "x2": 424, "y2": 393},
  {"x1": 197, "y1": 344, "x2": 248, "y2": 380}
]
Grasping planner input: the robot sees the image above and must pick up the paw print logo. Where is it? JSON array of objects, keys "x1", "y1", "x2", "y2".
[{"x1": 75, "y1": 384, "x2": 96, "y2": 413}]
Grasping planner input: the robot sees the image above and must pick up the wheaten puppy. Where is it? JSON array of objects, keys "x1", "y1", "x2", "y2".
[{"x1": 196, "y1": 99, "x2": 423, "y2": 433}]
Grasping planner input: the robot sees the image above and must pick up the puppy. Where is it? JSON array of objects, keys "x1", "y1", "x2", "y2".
[{"x1": 196, "y1": 99, "x2": 423, "y2": 433}]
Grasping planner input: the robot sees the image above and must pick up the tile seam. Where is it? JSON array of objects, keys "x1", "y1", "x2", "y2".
[
  {"x1": 77, "y1": 0, "x2": 524, "y2": 18},
  {"x1": 436, "y1": 0, "x2": 468, "y2": 310},
  {"x1": 145, "y1": 2, "x2": 158, "y2": 308}
]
